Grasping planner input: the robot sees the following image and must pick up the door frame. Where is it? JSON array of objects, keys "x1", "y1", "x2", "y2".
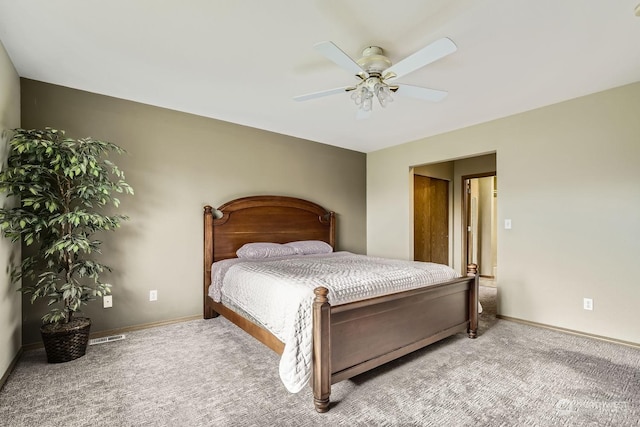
[{"x1": 462, "y1": 171, "x2": 496, "y2": 273}]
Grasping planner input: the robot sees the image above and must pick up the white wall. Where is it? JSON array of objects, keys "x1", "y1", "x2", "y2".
[
  {"x1": 368, "y1": 82, "x2": 640, "y2": 344},
  {"x1": 0, "y1": 39, "x2": 21, "y2": 381}
]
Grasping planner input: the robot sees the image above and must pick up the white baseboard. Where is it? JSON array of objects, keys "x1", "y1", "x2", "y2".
[{"x1": 497, "y1": 315, "x2": 640, "y2": 349}]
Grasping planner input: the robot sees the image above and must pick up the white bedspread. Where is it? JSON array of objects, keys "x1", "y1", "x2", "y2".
[{"x1": 209, "y1": 252, "x2": 460, "y2": 393}]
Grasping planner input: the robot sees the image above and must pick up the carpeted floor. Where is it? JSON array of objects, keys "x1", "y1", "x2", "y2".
[{"x1": 1, "y1": 286, "x2": 638, "y2": 426}]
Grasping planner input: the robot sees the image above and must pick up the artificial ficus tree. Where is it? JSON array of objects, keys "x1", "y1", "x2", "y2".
[{"x1": 0, "y1": 128, "x2": 133, "y2": 324}]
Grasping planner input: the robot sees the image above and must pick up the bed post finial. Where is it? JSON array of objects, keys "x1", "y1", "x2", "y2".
[
  {"x1": 312, "y1": 286, "x2": 331, "y2": 413},
  {"x1": 467, "y1": 263, "x2": 478, "y2": 276}
]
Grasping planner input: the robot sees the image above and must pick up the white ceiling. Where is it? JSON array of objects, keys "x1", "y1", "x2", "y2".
[{"x1": 1, "y1": 1, "x2": 639, "y2": 153}]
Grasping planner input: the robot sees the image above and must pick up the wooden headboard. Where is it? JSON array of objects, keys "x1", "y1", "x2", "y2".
[{"x1": 203, "y1": 195, "x2": 336, "y2": 317}]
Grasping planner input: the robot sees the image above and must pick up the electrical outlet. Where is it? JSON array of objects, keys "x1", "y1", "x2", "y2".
[
  {"x1": 103, "y1": 295, "x2": 113, "y2": 308},
  {"x1": 149, "y1": 290, "x2": 158, "y2": 302},
  {"x1": 583, "y1": 298, "x2": 593, "y2": 311}
]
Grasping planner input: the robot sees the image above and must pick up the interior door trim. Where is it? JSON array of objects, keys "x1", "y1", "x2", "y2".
[{"x1": 461, "y1": 171, "x2": 496, "y2": 276}]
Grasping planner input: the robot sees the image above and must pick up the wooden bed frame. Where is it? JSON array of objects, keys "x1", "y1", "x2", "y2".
[{"x1": 203, "y1": 195, "x2": 478, "y2": 413}]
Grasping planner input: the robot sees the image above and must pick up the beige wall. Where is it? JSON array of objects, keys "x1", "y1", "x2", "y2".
[
  {"x1": 368, "y1": 82, "x2": 640, "y2": 344},
  {"x1": 20, "y1": 79, "x2": 367, "y2": 345},
  {"x1": 0, "y1": 41, "x2": 21, "y2": 380},
  {"x1": 413, "y1": 162, "x2": 454, "y2": 181}
]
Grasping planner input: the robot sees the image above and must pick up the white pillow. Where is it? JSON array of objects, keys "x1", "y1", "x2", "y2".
[
  {"x1": 285, "y1": 240, "x2": 333, "y2": 255},
  {"x1": 236, "y1": 242, "x2": 298, "y2": 259}
]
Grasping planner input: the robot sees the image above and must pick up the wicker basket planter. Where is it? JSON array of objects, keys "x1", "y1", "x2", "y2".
[{"x1": 40, "y1": 318, "x2": 91, "y2": 363}]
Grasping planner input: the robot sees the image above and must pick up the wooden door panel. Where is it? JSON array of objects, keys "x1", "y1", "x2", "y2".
[
  {"x1": 414, "y1": 175, "x2": 449, "y2": 264},
  {"x1": 414, "y1": 175, "x2": 431, "y2": 262}
]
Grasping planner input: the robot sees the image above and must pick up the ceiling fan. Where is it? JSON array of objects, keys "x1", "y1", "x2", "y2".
[{"x1": 294, "y1": 38, "x2": 457, "y2": 118}]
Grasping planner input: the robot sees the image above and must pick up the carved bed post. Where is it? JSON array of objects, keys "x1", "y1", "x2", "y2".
[
  {"x1": 203, "y1": 206, "x2": 219, "y2": 319},
  {"x1": 326, "y1": 211, "x2": 336, "y2": 249},
  {"x1": 312, "y1": 287, "x2": 331, "y2": 413},
  {"x1": 467, "y1": 263, "x2": 479, "y2": 338}
]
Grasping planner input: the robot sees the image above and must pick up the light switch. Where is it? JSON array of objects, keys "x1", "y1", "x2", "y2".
[{"x1": 504, "y1": 219, "x2": 512, "y2": 229}]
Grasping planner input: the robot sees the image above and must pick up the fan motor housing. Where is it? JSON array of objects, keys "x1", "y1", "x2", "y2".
[{"x1": 357, "y1": 46, "x2": 392, "y2": 73}]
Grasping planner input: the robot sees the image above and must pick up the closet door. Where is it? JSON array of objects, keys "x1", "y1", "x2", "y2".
[{"x1": 414, "y1": 175, "x2": 449, "y2": 264}]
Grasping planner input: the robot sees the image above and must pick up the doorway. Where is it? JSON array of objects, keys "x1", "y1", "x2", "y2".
[
  {"x1": 463, "y1": 174, "x2": 497, "y2": 279},
  {"x1": 413, "y1": 175, "x2": 449, "y2": 264}
]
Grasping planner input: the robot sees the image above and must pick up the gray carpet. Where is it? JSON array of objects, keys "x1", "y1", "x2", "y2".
[{"x1": 1, "y1": 286, "x2": 639, "y2": 426}]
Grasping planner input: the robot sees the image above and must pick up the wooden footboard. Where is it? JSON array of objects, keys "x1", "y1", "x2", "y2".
[{"x1": 312, "y1": 265, "x2": 479, "y2": 413}]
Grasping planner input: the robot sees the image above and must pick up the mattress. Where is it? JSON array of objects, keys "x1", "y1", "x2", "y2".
[{"x1": 209, "y1": 251, "x2": 461, "y2": 393}]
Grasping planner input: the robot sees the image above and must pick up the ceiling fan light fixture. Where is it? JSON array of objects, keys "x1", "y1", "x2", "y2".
[
  {"x1": 375, "y1": 83, "x2": 394, "y2": 108},
  {"x1": 350, "y1": 86, "x2": 365, "y2": 105},
  {"x1": 362, "y1": 92, "x2": 374, "y2": 112},
  {"x1": 351, "y1": 76, "x2": 394, "y2": 111}
]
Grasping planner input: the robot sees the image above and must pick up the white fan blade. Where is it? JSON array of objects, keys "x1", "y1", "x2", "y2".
[
  {"x1": 293, "y1": 86, "x2": 349, "y2": 102},
  {"x1": 314, "y1": 41, "x2": 368, "y2": 78},
  {"x1": 394, "y1": 84, "x2": 448, "y2": 102},
  {"x1": 384, "y1": 38, "x2": 457, "y2": 80}
]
